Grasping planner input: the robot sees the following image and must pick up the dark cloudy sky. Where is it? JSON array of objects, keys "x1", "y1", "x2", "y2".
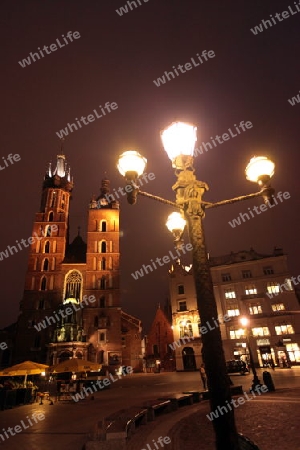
[{"x1": 0, "y1": 0, "x2": 299, "y2": 332}]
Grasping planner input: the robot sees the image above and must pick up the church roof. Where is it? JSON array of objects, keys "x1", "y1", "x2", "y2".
[{"x1": 64, "y1": 235, "x2": 87, "y2": 263}]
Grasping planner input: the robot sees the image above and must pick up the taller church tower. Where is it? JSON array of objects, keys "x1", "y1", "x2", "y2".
[
  {"x1": 13, "y1": 154, "x2": 141, "y2": 370},
  {"x1": 14, "y1": 154, "x2": 73, "y2": 362}
]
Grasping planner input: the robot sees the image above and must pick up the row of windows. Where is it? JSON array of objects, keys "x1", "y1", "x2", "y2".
[
  {"x1": 229, "y1": 324, "x2": 295, "y2": 338},
  {"x1": 31, "y1": 274, "x2": 114, "y2": 291},
  {"x1": 178, "y1": 320, "x2": 295, "y2": 338},
  {"x1": 224, "y1": 280, "x2": 293, "y2": 299},
  {"x1": 221, "y1": 266, "x2": 275, "y2": 282},
  {"x1": 179, "y1": 299, "x2": 286, "y2": 316},
  {"x1": 92, "y1": 257, "x2": 113, "y2": 271},
  {"x1": 227, "y1": 303, "x2": 285, "y2": 316},
  {"x1": 34, "y1": 295, "x2": 111, "y2": 310},
  {"x1": 49, "y1": 191, "x2": 66, "y2": 209},
  {"x1": 94, "y1": 240, "x2": 113, "y2": 253}
]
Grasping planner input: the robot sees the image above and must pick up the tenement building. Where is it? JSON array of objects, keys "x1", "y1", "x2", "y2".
[
  {"x1": 13, "y1": 153, "x2": 142, "y2": 371},
  {"x1": 169, "y1": 248, "x2": 300, "y2": 371}
]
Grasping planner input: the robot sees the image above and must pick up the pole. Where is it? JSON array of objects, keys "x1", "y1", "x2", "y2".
[{"x1": 185, "y1": 213, "x2": 239, "y2": 450}]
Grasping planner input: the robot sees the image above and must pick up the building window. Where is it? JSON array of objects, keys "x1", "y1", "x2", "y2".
[
  {"x1": 224, "y1": 289, "x2": 236, "y2": 299},
  {"x1": 227, "y1": 306, "x2": 240, "y2": 316},
  {"x1": 98, "y1": 332, "x2": 106, "y2": 342},
  {"x1": 222, "y1": 273, "x2": 232, "y2": 282},
  {"x1": 101, "y1": 258, "x2": 106, "y2": 270},
  {"x1": 48, "y1": 212, "x2": 54, "y2": 222},
  {"x1": 275, "y1": 324, "x2": 295, "y2": 335},
  {"x1": 101, "y1": 221, "x2": 107, "y2": 232},
  {"x1": 249, "y1": 304, "x2": 262, "y2": 315},
  {"x1": 178, "y1": 301, "x2": 187, "y2": 311},
  {"x1": 229, "y1": 327, "x2": 246, "y2": 339},
  {"x1": 242, "y1": 270, "x2": 252, "y2": 279},
  {"x1": 153, "y1": 344, "x2": 159, "y2": 356},
  {"x1": 263, "y1": 266, "x2": 274, "y2": 275},
  {"x1": 245, "y1": 285, "x2": 257, "y2": 295},
  {"x1": 42, "y1": 258, "x2": 49, "y2": 271},
  {"x1": 64, "y1": 270, "x2": 82, "y2": 301},
  {"x1": 251, "y1": 327, "x2": 270, "y2": 336},
  {"x1": 40, "y1": 277, "x2": 47, "y2": 291},
  {"x1": 50, "y1": 191, "x2": 56, "y2": 208},
  {"x1": 178, "y1": 284, "x2": 185, "y2": 295},
  {"x1": 284, "y1": 279, "x2": 293, "y2": 291},
  {"x1": 99, "y1": 296, "x2": 105, "y2": 308},
  {"x1": 272, "y1": 303, "x2": 285, "y2": 311},
  {"x1": 179, "y1": 320, "x2": 193, "y2": 338},
  {"x1": 45, "y1": 225, "x2": 52, "y2": 237},
  {"x1": 267, "y1": 282, "x2": 280, "y2": 294},
  {"x1": 100, "y1": 276, "x2": 106, "y2": 290},
  {"x1": 98, "y1": 241, "x2": 107, "y2": 253},
  {"x1": 44, "y1": 241, "x2": 50, "y2": 253}
]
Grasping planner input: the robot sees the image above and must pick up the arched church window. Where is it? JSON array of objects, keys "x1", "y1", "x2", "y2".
[
  {"x1": 64, "y1": 270, "x2": 83, "y2": 301},
  {"x1": 42, "y1": 258, "x2": 49, "y2": 271},
  {"x1": 44, "y1": 241, "x2": 50, "y2": 253},
  {"x1": 41, "y1": 277, "x2": 47, "y2": 291}
]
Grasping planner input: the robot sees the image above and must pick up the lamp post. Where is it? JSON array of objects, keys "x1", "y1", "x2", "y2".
[
  {"x1": 240, "y1": 317, "x2": 262, "y2": 392},
  {"x1": 117, "y1": 122, "x2": 275, "y2": 450}
]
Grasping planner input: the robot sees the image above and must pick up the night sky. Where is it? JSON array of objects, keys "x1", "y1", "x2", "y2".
[{"x1": 1, "y1": 0, "x2": 299, "y2": 332}]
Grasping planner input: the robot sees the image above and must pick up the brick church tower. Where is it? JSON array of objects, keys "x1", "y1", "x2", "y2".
[
  {"x1": 14, "y1": 153, "x2": 142, "y2": 370},
  {"x1": 14, "y1": 153, "x2": 73, "y2": 363}
]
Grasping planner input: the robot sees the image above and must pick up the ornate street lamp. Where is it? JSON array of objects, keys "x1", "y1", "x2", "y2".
[
  {"x1": 239, "y1": 317, "x2": 262, "y2": 391},
  {"x1": 117, "y1": 121, "x2": 275, "y2": 450}
]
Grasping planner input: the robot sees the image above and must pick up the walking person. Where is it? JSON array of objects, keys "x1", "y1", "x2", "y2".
[{"x1": 200, "y1": 363, "x2": 207, "y2": 390}]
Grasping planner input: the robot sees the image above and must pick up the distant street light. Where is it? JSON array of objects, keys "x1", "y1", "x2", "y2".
[
  {"x1": 239, "y1": 317, "x2": 262, "y2": 391},
  {"x1": 117, "y1": 121, "x2": 275, "y2": 450}
]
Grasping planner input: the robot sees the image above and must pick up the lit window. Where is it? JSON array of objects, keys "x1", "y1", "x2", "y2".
[
  {"x1": 245, "y1": 285, "x2": 257, "y2": 295},
  {"x1": 251, "y1": 327, "x2": 270, "y2": 336},
  {"x1": 275, "y1": 324, "x2": 295, "y2": 335},
  {"x1": 224, "y1": 289, "x2": 236, "y2": 299},
  {"x1": 249, "y1": 304, "x2": 262, "y2": 315},
  {"x1": 227, "y1": 308, "x2": 240, "y2": 317},
  {"x1": 267, "y1": 282, "x2": 280, "y2": 294},
  {"x1": 229, "y1": 327, "x2": 246, "y2": 339},
  {"x1": 285, "y1": 279, "x2": 293, "y2": 291},
  {"x1": 242, "y1": 270, "x2": 252, "y2": 279},
  {"x1": 263, "y1": 266, "x2": 274, "y2": 275},
  {"x1": 272, "y1": 303, "x2": 285, "y2": 311},
  {"x1": 222, "y1": 273, "x2": 232, "y2": 282},
  {"x1": 179, "y1": 320, "x2": 193, "y2": 338}
]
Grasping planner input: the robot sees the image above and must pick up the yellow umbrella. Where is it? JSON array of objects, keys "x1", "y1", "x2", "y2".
[
  {"x1": 51, "y1": 358, "x2": 101, "y2": 374},
  {"x1": 0, "y1": 361, "x2": 49, "y2": 384}
]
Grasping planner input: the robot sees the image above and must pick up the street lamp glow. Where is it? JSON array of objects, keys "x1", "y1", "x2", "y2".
[
  {"x1": 245, "y1": 156, "x2": 275, "y2": 183},
  {"x1": 240, "y1": 317, "x2": 249, "y2": 327},
  {"x1": 166, "y1": 212, "x2": 186, "y2": 233},
  {"x1": 117, "y1": 150, "x2": 147, "y2": 177},
  {"x1": 161, "y1": 122, "x2": 197, "y2": 162}
]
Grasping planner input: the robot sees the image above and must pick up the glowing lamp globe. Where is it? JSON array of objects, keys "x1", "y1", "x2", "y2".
[
  {"x1": 166, "y1": 212, "x2": 186, "y2": 234},
  {"x1": 117, "y1": 151, "x2": 147, "y2": 178},
  {"x1": 240, "y1": 317, "x2": 249, "y2": 327},
  {"x1": 245, "y1": 156, "x2": 275, "y2": 184},
  {"x1": 161, "y1": 122, "x2": 197, "y2": 166}
]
